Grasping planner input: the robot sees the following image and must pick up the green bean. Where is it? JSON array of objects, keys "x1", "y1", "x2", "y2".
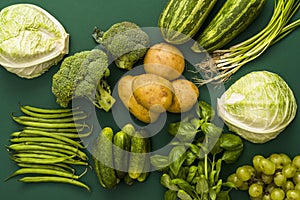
[
  {"x1": 21, "y1": 105, "x2": 78, "y2": 114},
  {"x1": 10, "y1": 137, "x2": 68, "y2": 145},
  {"x1": 20, "y1": 106, "x2": 84, "y2": 119},
  {"x1": 12, "y1": 116, "x2": 87, "y2": 129},
  {"x1": 12, "y1": 155, "x2": 75, "y2": 165},
  {"x1": 8, "y1": 144, "x2": 84, "y2": 160},
  {"x1": 24, "y1": 126, "x2": 85, "y2": 133},
  {"x1": 6, "y1": 168, "x2": 79, "y2": 181},
  {"x1": 16, "y1": 115, "x2": 87, "y2": 123},
  {"x1": 17, "y1": 142, "x2": 87, "y2": 160},
  {"x1": 16, "y1": 163, "x2": 74, "y2": 173},
  {"x1": 15, "y1": 150, "x2": 68, "y2": 158},
  {"x1": 19, "y1": 129, "x2": 84, "y2": 148},
  {"x1": 18, "y1": 176, "x2": 91, "y2": 191}
]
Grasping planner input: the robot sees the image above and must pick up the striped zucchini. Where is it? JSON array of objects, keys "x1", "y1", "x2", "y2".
[
  {"x1": 192, "y1": 0, "x2": 266, "y2": 52},
  {"x1": 158, "y1": 0, "x2": 217, "y2": 44}
]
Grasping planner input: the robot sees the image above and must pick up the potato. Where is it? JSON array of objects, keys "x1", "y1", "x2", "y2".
[
  {"x1": 118, "y1": 75, "x2": 160, "y2": 123},
  {"x1": 143, "y1": 43, "x2": 185, "y2": 80},
  {"x1": 167, "y1": 79, "x2": 199, "y2": 113},
  {"x1": 132, "y1": 73, "x2": 174, "y2": 113}
]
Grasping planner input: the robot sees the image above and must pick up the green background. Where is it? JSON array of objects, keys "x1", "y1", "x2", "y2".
[{"x1": 0, "y1": 0, "x2": 299, "y2": 199}]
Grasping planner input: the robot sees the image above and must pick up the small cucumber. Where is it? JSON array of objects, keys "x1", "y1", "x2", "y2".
[
  {"x1": 93, "y1": 127, "x2": 118, "y2": 188},
  {"x1": 113, "y1": 130, "x2": 131, "y2": 179},
  {"x1": 137, "y1": 132, "x2": 151, "y2": 182},
  {"x1": 128, "y1": 131, "x2": 148, "y2": 179}
]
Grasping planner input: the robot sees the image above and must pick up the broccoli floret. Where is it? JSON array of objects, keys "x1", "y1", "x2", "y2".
[
  {"x1": 51, "y1": 49, "x2": 115, "y2": 111},
  {"x1": 92, "y1": 21, "x2": 150, "y2": 70}
]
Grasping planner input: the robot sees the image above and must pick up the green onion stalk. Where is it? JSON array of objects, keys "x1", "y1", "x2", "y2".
[{"x1": 194, "y1": 0, "x2": 300, "y2": 86}]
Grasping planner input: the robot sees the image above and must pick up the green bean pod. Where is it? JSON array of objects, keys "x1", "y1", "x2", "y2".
[
  {"x1": 5, "y1": 168, "x2": 80, "y2": 181},
  {"x1": 12, "y1": 155, "x2": 75, "y2": 165},
  {"x1": 18, "y1": 176, "x2": 91, "y2": 192},
  {"x1": 16, "y1": 114, "x2": 87, "y2": 123},
  {"x1": 20, "y1": 105, "x2": 77, "y2": 114},
  {"x1": 10, "y1": 137, "x2": 68, "y2": 145},
  {"x1": 16, "y1": 163, "x2": 73, "y2": 173}
]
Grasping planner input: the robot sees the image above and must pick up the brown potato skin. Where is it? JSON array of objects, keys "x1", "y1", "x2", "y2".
[
  {"x1": 143, "y1": 43, "x2": 185, "y2": 80},
  {"x1": 132, "y1": 73, "x2": 174, "y2": 113},
  {"x1": 167, "y1": 79, "x2": 199, "y2": 113},
  {"x1": 118, "y1": 75, "x2": 160, "y2": 123}
]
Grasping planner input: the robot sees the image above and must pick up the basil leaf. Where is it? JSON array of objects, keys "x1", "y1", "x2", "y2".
[
  {"x1": 169, "y1": 146, "x2": 187, "y2": 176},
  {"x1": 196, "y1": 177, "x2": 209, "y2": 194},
  {"x1": 177, "y1": 189, "x2": 193, "y2": 200},
  {"x1": 222, "y1": 147, "x2": 243, "y2": 164},
  {"x1": 164, "y1": 190, "x2": 177, "y2": 200},
  {"x1": 219, "y1": 133, "x2": 243, "y2": 151},
  {"x1": 160, "y1": 174, "x2": 179, "y2": 191},
  {"x1": 150, "y1": 154, "x2": 169, "y2": 170},
  {"x1": 198, "y1": 101, "x2": 215, "y2": 122}
]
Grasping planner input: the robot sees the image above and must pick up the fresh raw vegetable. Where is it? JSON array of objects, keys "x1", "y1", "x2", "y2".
[
  {"x1": 217, "y1": 71, "x2": 297, "y2": 143},
  {"x1": 0, "y1": 4, "x2": 69, "y2": 78},
  {"x1": 150, "y1": 101, "x2": 243, "y2": 200},
  {"x1": 192, "y1": 0, "x2": 266, "y2": 53},
  {"x1": 6, "y1": 105, "x2": 91, "y2": 191},
  {"x1": 92, "y1": 124, "x2": 151, "y2": 188},
  {"x1": 52, "y1": 49, "x2": 115, "y2": 111},
  {"x1": 158, "y1": 0, "x2": 217, "y2": 44},
  {"x1": 132, "y1": 73, "x2": 174, "y2": 113},
  {"x1": 167, "y1": 79, "x2": 199, "y2": 113},
  {"x1": 143, "y1": 43, "x2": 185, "y2": 80},
  {"x1": 193, "y1": 0, "x2": 300, "y2": 85},
  {"x1": 228, "y1": 153, "x2": 300, "y2": 199},
  {"x1": 117, "y1": 75, "x2": 160, "y2": 123},
  {"x1": 92, "y1": 21, "x2": 150, "y2": 70}
]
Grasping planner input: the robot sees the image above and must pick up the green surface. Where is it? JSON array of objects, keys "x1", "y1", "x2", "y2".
[{"x1": 0, "y1": 0, "x2": 299, "y2": 200}]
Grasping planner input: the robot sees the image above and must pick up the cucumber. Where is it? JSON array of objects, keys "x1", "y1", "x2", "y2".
[
  {"x1": 128, "y1": 131, "x2": 148, "y2": 179},
  {"x1": 158, "y1": 0, "x2": 217, "y2": 44},
  {"x1": 137, "y1": 131, "x2": 151, "y2": 182},
  {"x1": 93, "y1": 127, "x2": 118, "y2": 188},
  {"x1": 192, "y1": 0, "x2": 266, "y2": 52},
  {"x1": 113, "y1": 130, "x2": 131, "y2": 179}
]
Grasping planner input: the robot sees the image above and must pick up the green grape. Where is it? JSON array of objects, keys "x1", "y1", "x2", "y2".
[
  {"x1": 274, "y1": 172, "x2": 287, "y2": 187},
  {"x1": 283, "y1": 181, "x2": 295, "y2": 192},
  {"x1": 292, "y1": 172, "x2": 300, "y2": 184},
  {"x1": 286, "y1": 189, "x2": 300, "y2": 200},
  {"x1": 280, "y1": 153, "x2": 292, "y2": 166},
  {"x1": 269, "y1": 153, "x2": 285, "y2": 170},
  {"x1": 262, "y1": 194, "x2": 272, "y2": 200},
  {"x1": 292, "y1": 155, "x2": 300, "y2": 171},
  {"x1": 294, "y1": 182, "x2": 300, "y2": 191},
  {"x1": 260, "y1": 158, "x2": 276, "y2": 175},
  {"x1": 239, "y1": 181, "x2": 250, "y2": 191},
  {"x1": 227, "y1": 173, "x2": 243, "y2": 188},
  {"x1": 271, "y1": 188, "x2": 285, "y2": 200},
  {"x1": 253, "y1": 155, "x2": 265, "y2": 172},
  {"x1": 236, "y1": 165, "x2": 255, "y2": 182},
  {"x1": 249, "y1": 183, "x2": 263, "y2": 198},
  {"x1": 265, "y1": 182, "x2": 277, "y2": 194},
  {"x1": 261, "y1": 173, "x2": 274, "y2": 184},
  {"x1": 282, "y1": 164, "x2": 297, "y2": 179}
]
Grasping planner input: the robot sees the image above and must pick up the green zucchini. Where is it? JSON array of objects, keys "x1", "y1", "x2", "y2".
[
  {"x1": 192, "y1": 0, "x2": 266, "y2": 52},
  {"x1": 93, "y1": 127, "x2": 118, "y2": 188},
  {"x1": 158, "y1": 0, "x2": 217, "y2": 44},
  {"x1": 113, "y1": 130, "x2": 131, "y2": 179},
  {"x1": 128, "y1": 131, "x2": 148, "y2": 179}
]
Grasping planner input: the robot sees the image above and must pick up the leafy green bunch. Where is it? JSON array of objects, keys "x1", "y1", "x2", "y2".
[{"x1": 150, "y1": 101, "x2": 244, "y2": 200}]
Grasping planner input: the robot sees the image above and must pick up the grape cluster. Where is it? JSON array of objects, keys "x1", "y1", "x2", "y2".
[{"x1": 227, "y1": 153, "x2": 300, "y2": 200}]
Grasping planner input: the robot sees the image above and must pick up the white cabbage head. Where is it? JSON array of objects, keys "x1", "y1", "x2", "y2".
[
  {"x1": 217, "y1": 71, "x2": 297, "y2": 143},
  {"x1": 0, "y1": 4, "x2": 69, "y2": 78}
]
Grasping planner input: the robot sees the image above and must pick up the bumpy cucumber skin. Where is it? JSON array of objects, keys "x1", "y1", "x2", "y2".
[
  {"x1": 128, "y1": 131, "x2": 148, "y2": 179},
  {"x1": 158, "y1": 0, "x2": 217, "y2": 44},
  {"x1": 113, "y1": 130, "x2": 131, "y2": 179},
  {"x1": 137, "y1": 135, "x2": 151, "y2": 182},
  {"x1": 94, "y1": 127, "x2": 118, "y2": 188},
  {"x1": 192, "y1": 0, "x2": 266, "y2": 52}
]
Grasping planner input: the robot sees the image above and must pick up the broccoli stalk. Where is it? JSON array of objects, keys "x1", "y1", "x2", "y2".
[
  {"x1": 92, "y1": 21, "x2": 150, "y2": 70},
  {"x1": 51, "y1": 49, "x2": 115, "y2": 112}
]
